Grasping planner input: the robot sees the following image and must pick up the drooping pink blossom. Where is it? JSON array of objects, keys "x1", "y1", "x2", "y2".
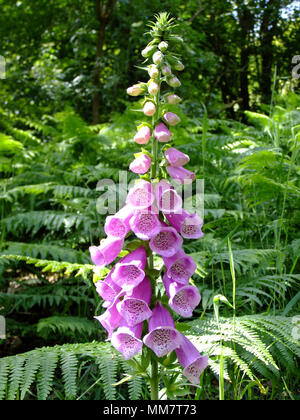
[
  {"x1": 117, "y1": 276, "x2": 152, "y2": 326},
  {"x1": 143, "y1": 302, "x2": 182, "y2": 357},
  {"x1": 163, "y1": 249, "x2": 196, "y2": 284},
  {"x1": 104, "y1": 204, "x2": 134, "y2": 239},
  {"x1": 111, "y1": 321, "x2": 143, "y2": 360},
  {"x1": 150, "y1": 225, "x2": 183, "y2": 257},
  {"x1": 164, "y1": 148, "x2": 190, "y2": 167},
  {"x1": 163, "y1": 112, "x2": 181, "y2": 126},
  {"x1": 94, "y1": 292, "x2": 124, "y2": 338},
  {"x1": 129, "y1": 206, "x2": 161, "y2": 240},
  {"x1": 154, "y1": 122, "x2": 172, "y2": 143},
  {"x1": 129, "y1": 154, "x2": 152, "y2": 174},
  {"x1": 95, "y1": 270, "x2": 122, "y2": 306},
  {"x1": 126, "y1": 180, "x2": 155, "y2": 210},
  {"x1": 165, "y1": 210, "x2": 203, "y2": 239},
  {"x1": 176, "y1": 334, "x2": 208, "y2": 384},
  {"x1": 166, "y1": 166, "x2": 195, "y2": 184},
  {"x1": 112, "y1": 264, "x2": 145, "y2": 292},
  {"x1": 111, "y1": 246, "x2": 147, "y2": 291},
  {"x1": 163, "y1": 274, "x2": 201, "y2": 318},
  {"x1": 134, "y1": 126, "x2": 151, "y2": 145},
  {"x1": 89, "y1": 237, "x2": 124, "y2": 268},
  {"x1": 154, "y1": 180, "x2": 182, "y2": 214}
]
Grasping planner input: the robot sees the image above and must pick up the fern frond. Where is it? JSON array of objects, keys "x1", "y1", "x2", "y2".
[
  {"x1": 37, "y1": 316, "x2": 97, "y2": 337},
  {"x1": 60, "y1": 351, "x2": 78, "y2": 400},
  {"x1": 1, "y1": 211, "x2": 97, "y2": 236},
  {"x1": 0, "y1": 254, "x2": 94, "y2": 280},
  {"x1": 20, "y1": 354, "x2": 40, "y2": 400},
  {"x1": 37, "y1": 349, "x2": 59, "y2": 400}
]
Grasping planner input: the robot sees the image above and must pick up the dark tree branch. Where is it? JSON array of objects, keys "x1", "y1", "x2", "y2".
[{"x1": 188, "y1": 0, "x2": 203, "y2": 23}]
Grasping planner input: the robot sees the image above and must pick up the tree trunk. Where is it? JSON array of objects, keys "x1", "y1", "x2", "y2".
[
  {"x1": 92, "y1": 0, "x2": 117, "y2": 125},
  {"x1": 237, "y1": 2, "x2": 254, "y2": 111},
  {"x1": 259, "y1": 0, "x2": 280, "y2": 105}
]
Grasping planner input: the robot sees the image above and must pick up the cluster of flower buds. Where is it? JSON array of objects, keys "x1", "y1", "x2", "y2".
[{"x1": 89, "y1": 13, "x2": 208, "y2": 385}]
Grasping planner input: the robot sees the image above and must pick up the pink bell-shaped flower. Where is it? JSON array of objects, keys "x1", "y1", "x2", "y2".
[
  {"x1": 129, "y1": 206, "x2": 161, "y2": 240},
  {"x1": 149, "y1": 225, "x2": 183, "y2": 258},
  {"x1": 129, "y1": 154, "x2": 152, "y2": 175},
  {"x1": 95, "y1": 270, "x2": 122, "y2": 307},
  {"x1": 164, "y1": 147, "x2": 190, "y2": 167},
  {"x1": 126, "y1": 180, "x2": 155, "y2": 210},
  {"x1": 176, "y1": 334, "x2": 208, "y2": 384},
  {"x1": 116, "y1": 276, "x2": 152, "y2": 326},
  {"x1": 94, "y1": 291, "x2": 125, "y2": 338},
  {"x1": 155, "y1": 180, "x2": 182, "y2": 214},
  {"x1": 111, "y1": 321, "x2": 143, "y2": 360},
  {"x1": 89, "y1": 237, "x2": 124, "y2": 268},
  {"x1": 104, "y1": 204, "x2": 134, "y2": 239},
  {"x1": 111, "y1": 246, "x2": 147, "y2": 291},
  {"x1": 165, "y1": 210, "x2": 203, "y2": 239},
  {"x1": 163, "y1": 273, "x2": 201, "y2": 318},
  {"x1": 166, "y1": 166, "x2": 195, "y2": 185},
  {"x1": 143, "y1": 302, "x2": 182, "y2": 357},
  {"x1": 163, "y1": 249, "x2": 197, "y2": 284}
]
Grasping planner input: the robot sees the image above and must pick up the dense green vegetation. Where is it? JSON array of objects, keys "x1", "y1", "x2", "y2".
[{"x1": 0, "y1": 0, "x2": 299, "y2": 400}]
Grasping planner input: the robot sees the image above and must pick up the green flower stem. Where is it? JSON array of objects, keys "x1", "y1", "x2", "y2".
[
  {"x1": 149, "y1": 71, "x2": 161, "y2": 400},
  {"x1": 149, "y1": 356, "x2": 159, "y2": 400},
  {"x1": 151, "y1": 72, "x2": 161, "y2": 180}
]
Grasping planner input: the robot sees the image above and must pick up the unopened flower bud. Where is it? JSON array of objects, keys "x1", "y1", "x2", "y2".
[
  {"x1": 143, "y1": 102, "x2": 156, "y2": 116},
  {"x1": 163, "y1": 112, "x2": 181, "y2": 126},
  {"x1": 141, "y1": 45, "x2": 157, "y2": 58},
  {"x1": 166, "y1": 94, "x2": 182, "y2": 105},
  {"x1": 148, "y1": 80, "x2": 159, "y2": 95},
  {"x1": 148, "y1": 65, "x2": 159, "y2": 79},
  {"x1": 127, "y1": 83, "x2": 146, "y2": 96},
  {"x1": 174, "y1": 61, "x2": 185, "y2": 71},
  {"x1": 162, "y1": 65, "x2": 172, "y2": 76},
  {"x1": 134, "y1": 126, "x2": 151, "y2": 145},
  {"x1": 167, "y1": 76, "x2": 181, "y2": 88},
  {"x1": 158, "y1": 41, "x2": 168, "y2": 52},
  {"x1": 153, "y1": 51, "x2": 164, "y2": 65}
]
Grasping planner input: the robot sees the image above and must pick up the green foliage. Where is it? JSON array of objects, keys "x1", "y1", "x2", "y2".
[
  {"x1": 0, "y1": 88, "x2": 299, "y2": 400},
  {"x1": 0, "y1": 342, "x2": 140, "y2": 400},
  {"x1": 187, "y1": 315, "x2": 300, "y2": 382}
]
